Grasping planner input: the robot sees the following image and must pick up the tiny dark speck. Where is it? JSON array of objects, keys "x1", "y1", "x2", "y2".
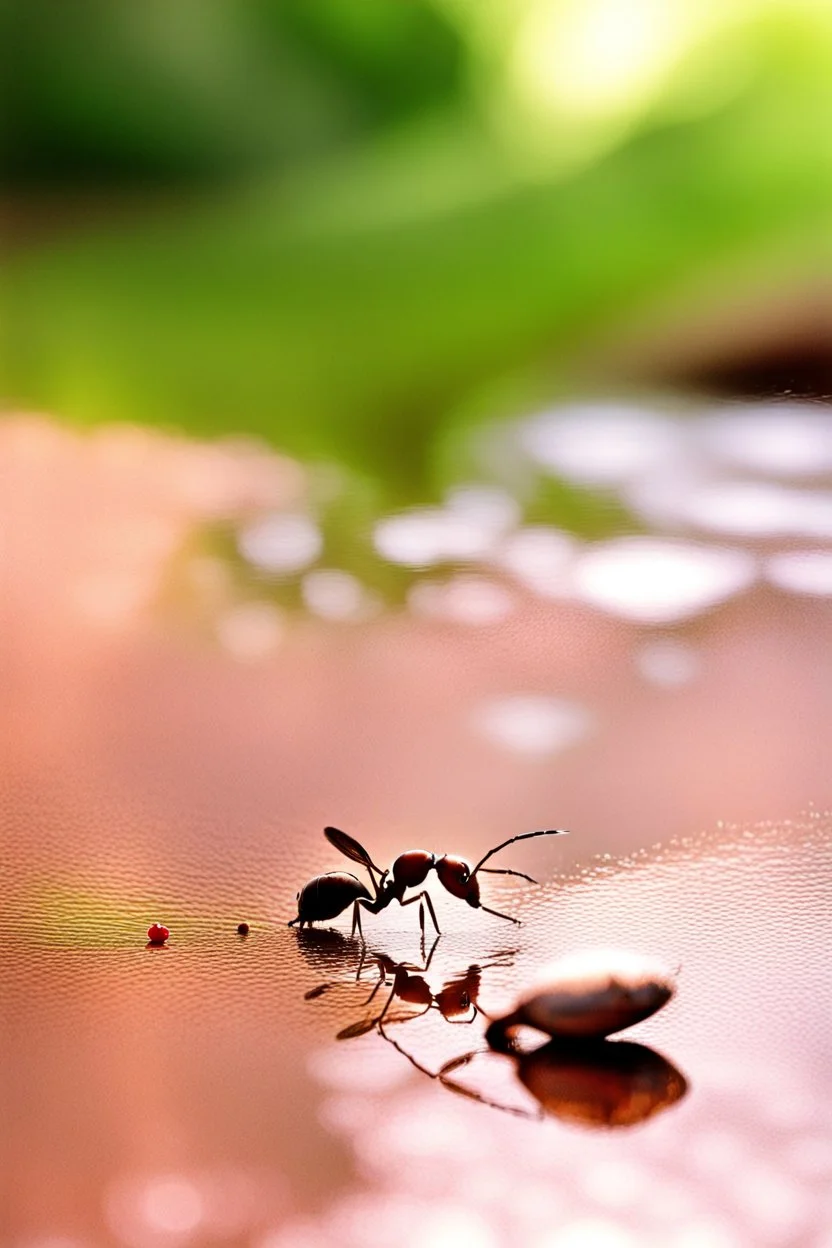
[{"x1": 237, "y1": 922, "x2": 250, "y2": 936}]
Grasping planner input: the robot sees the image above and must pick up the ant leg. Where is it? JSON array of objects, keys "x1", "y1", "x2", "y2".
[
  {"x1": 423, "y1": 891, "x2": 440, "y2": 935},
  {"x1": 478, "y1": 903, "x2": 521, "y2": 925},
  {"x1": 439, "y1": 1052, "x2": 477, "y2": 1076},
  {"x1": 362, "y1": 972, "x2": 387, "y2": 1007},
  {"x1": 351, "y1": 901, "x2": 365, "y2": 941},
  {"x1": 375, "y1": 980, "x2": 403, "y2": 1028},
  {"x1": 287, "y1": 917, "x2": 301, "y2": 928},
  {"x1": 361, "y1": 953, "x2": 392, "y2": 1004},
  {"x1": 478, "y1": 867, "x2": 538, "y2": 885},
  {"x1": 398, "y1": 894, "x2": 426, "y2": 945},
  {"x1": 377, "y1": 1021, "x2": 442, "y2": 1079},
  {"x1": 423, "y1": 932, "x2": 440, "y2": 971},
  {"x1": 400, "y1": 890, "x2": 441, "y2": 936},
  {"x1": 354, "y1": 942, "x2": 372, "y2": 982},
  {"x1": 445, "y1": 1009, "x2": 478, "y2": 1025}
]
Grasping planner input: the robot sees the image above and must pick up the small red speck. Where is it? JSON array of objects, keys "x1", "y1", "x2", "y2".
[{"x1": 147, "y1": 923, "x2": 170, "y2": 944}]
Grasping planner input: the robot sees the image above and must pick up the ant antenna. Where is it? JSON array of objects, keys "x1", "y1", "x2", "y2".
[
  {"x1": 479, "y1": 904, "x2": 521, "y2": 925},
  {"x1": 472, "y1": 828, "x2": 568, "y2": 877}
]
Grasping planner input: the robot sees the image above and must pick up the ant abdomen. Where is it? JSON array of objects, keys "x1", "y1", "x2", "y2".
[
  {"x1": 294, "y1": 872, "x2": 372, "y2": 925},
  {"x1": 391, "y1": 850, "x2": 435, "y2": 890}
]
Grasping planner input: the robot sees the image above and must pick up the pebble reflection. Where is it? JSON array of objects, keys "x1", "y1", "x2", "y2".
[{"x1": 296, "y1": 932, "x2": 687, "y2": 1131}]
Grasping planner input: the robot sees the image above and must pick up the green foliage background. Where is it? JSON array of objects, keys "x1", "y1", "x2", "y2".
[{"x1": 3, "y1": 0, "x2": 832, "y2": 503}]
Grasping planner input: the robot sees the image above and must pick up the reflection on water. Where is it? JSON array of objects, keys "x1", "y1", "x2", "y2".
[
  {"x1": 304, "y1": 934, "x2": 511, "y2": 1038},
  {"x1": 517, "y1": 1039, "x2": 687, "y2": 1129},
  {"x1": 4, "y1": 404, "x2": 832, "y2": 1246},
  {"x1": 298, "y1": 931, "x2": 687, "y2": 1132},
  {"x1": 445, "y1": 1039, "x2": 688, "y2": 1130},
  {"x1": 3, "y1": 814, "x2": 832, "y2": 1246},
  {"x1": 292, "y1": 822, "x2": 832, "y2": 1248}
]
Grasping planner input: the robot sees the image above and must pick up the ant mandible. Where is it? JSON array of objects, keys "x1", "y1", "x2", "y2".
[{"x1": 288, "y1": 825, "x2": 568, "y2": 939}]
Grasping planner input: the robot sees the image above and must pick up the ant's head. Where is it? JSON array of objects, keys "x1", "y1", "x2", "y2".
[
  {"x1": 435, "y1": 966, "x2": 482, "y2": 1021},
  {"x1": 435, "y1": 982, "x2": 471, "y2": 1021},
  {"x1": 434, "y1": 855, "x2": 481, "y2": 907}
]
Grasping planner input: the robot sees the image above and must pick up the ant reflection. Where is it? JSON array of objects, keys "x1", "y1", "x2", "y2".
[
  {"x1": 296, "y1": 930, "x2": 689, "y2": 1129},
  {"x1": 302, "y1": 931, "x2": 514, "y2": 1042}
]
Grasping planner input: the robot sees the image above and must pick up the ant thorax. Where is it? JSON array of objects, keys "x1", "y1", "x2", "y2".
[{"x1": 390, "y1": 850, "x2": 436, "y2": 891}]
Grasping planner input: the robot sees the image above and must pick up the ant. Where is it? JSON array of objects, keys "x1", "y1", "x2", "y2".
[
  {"x1": 288, "y1": 825, "x2": 568, "y2": 939},
  {"x1": 326, "y1": 938, "x2": 514, "y2": 1033},
  {"x1": 304, "y1": 933, "x2": 515, "y2": 1054},
  {"x1": 300, "y1": 932, "x2": 687, "y2": 1128}
]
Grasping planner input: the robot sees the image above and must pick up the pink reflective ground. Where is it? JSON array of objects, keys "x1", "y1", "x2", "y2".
[{"x1": 2, "y1": 417, "x2": 832, "y2": 1248}]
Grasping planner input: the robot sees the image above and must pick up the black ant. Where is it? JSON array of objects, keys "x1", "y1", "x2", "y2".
[
  {"x1": 337, "y1": 939, "x2": 513, "y2": 1032},
  {"x1": 288, "y1": 825, "x2": 568, "y2": 939},
  {"x1": 304, "y1": 933, "x2": 515, "y2": 1052}
]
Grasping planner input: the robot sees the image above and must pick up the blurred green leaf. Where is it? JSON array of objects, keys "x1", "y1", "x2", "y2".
[{"x1": 3, "y1": 7, "x2": 832, "y2": 509}]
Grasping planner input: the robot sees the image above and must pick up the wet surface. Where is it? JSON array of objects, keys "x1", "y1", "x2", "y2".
[
  {"x1": 3, "y1": 411, "x2": 832, "y2": 1247},
  {"x1": 4, "y1": 821, "x2": 832, "y2": 1247}
]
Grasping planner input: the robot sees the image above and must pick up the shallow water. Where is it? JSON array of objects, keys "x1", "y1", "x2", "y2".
[
  {"x1": 4, "y1": 820, "x2": 832, "y2": 1247},
  {"x1": 2, "y1": 409, "x2": 832, "y2": 1247}
]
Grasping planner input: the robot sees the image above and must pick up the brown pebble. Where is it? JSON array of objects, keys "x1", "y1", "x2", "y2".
[{"x1": 487, "y1": 949, "x2": 676, "y2": 1050}]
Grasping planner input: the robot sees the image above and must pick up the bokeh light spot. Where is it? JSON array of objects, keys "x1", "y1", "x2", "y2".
[
  {"x1": 302, "y1": 569, "x2": 377, "y2": 621},
  {"x1": 238, "y1": 513, "x2": 322, "y2": 574},
  {"x1": 766, "y1": 550, "x2": 832, "y2": 596},
  {"x1": 409, "y1": 576, "x2": 515, "y2": 624},
  {"x1": 475, "y1": 694, "x2": 594, "y2": 756},
  {"x1": 636, "y1": 638, "x2": 700, "y2": 687},
  {"x1": 521, "y1": 405, "x2": 683, "y2": 485},
  {"x1": 572, "y1": 538, "x2": 756, "y2": 623},
  {"x1": 216, "y1": 602, "x2": 284, "y2": 660}
]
